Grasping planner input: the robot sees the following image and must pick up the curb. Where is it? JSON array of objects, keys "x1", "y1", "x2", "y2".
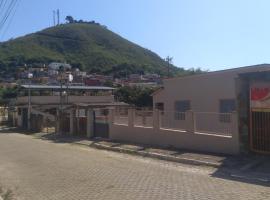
[
  {"x1": 32, "y1": 134, "x2": 221, "y2": 168},
  {"x1": 90, "y1": 143, "x2": 221, "y2": 168}
]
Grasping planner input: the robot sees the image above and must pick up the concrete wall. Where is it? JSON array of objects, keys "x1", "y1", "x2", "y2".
[
  {"x1": 110, "y1": 109, "x2": 240, "y2": 155},
  {"x1": 16, "y1": 95, "x2": 115, "y2": 105}
]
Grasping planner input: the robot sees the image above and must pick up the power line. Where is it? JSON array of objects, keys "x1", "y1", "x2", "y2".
[
  {"x1": 0, "y1": 0, "x2": 20, "y2": 40},
  {"x1": 0, "y1": 0, "x2": 18, "y2": 34},
  {"x1": 0, "y1": 0, "x2": 18, "y2": 29}
]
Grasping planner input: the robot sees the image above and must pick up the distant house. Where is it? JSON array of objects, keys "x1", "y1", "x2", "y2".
[{"x1": 48, "y1": 62, "x2": 72, "y2": 71}]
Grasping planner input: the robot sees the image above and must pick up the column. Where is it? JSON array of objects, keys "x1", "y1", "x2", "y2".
[
  {"x1": 69, "y1": 109, "x2": 74, "y2": 136},
  {"x1": 56, "y1": 109, "x2": 60, "y2": 134},
  {"x1": 186, "y1": 111, "x2": 195, "y2": 133},
  {"x1": 153, "y1": 109, "x2": 160, "y2": 131},
  {"x1": 128, "y1": 109, "x2": 134, "y2": 128},
  {"x1": 231, "y1": 111, "x2": 240, "y2": 154},
  {"x1": 87, "y1": 109, "x2": 94, "y2": 138}
]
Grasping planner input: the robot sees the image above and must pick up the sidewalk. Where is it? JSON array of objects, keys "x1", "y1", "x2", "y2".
[
  {"x1": 30, "y1": 131, "x2": 270, "y2": 183},
  {"x1": 32, "y1": 132, "x2": 247, "y2": 169}
]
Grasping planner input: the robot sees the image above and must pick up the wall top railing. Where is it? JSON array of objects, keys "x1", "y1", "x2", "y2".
[{"x1": 111, "y1": 109, "x2": 238, "y2": 137}]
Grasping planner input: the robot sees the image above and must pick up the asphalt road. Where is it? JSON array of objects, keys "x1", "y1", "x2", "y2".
[{"x1": 0, "y1": 130, "x2": 269, "y2": 200}]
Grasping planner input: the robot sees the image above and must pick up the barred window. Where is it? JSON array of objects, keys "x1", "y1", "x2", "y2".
[
  {"x1": 219, "y1": 99, "x2": 236, "y2": 123},
  {"x1": 175, "y1": 100, "x2": 191, "y2": 120}
]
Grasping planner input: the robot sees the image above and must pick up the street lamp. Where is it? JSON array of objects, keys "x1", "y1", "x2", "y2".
[{"x1": 27, "y1": 70, "x2": 33, "y2": 130}]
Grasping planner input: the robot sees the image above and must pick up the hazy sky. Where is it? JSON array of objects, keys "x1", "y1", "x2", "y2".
[{"x1": 1, "y1": 0, "x2": 270, "y2": 71}]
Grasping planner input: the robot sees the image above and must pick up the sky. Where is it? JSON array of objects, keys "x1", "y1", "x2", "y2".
[{"x1": 1, "y1": 0, "x2": 270, "y2": 71}]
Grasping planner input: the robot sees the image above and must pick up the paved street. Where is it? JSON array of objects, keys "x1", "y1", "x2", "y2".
[{"x1": 0, "y1": 130, "x2": 269, "y2": 200}]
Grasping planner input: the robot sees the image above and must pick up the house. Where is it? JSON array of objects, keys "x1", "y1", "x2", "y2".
[
  {"x1": 152, "y1": 64, "x2": 270, "y2": 154},
  {"x1": 11, "y1": 84, "x2": 127, "y2": 138}
]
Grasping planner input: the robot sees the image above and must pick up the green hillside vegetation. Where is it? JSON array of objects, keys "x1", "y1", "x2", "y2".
[{"x1": 0, "y1": 20, "x2": 203, "y2": 77}]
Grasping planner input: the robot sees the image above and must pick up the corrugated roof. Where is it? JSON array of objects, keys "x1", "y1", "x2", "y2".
[
  {"x1": 74, "y1": 102, "x2": 128, "y2": 107},
  {"x1": 20, "y1": 84, "x2": 115, "y2": 90}
]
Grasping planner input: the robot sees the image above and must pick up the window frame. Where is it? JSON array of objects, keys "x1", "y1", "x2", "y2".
[
  {"x1": 174, "y1": 100, "x2": 191, "y2": 120},
  {"x1": 219, "y1": 99, "x2": 236, "y2": 123}
]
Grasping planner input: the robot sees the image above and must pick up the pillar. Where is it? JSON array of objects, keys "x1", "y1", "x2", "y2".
[
  {"x1": 69, "y1": 109, "x2": 74, "y2": 136},
  {"x1": 27, "y1": 106, "x2": 31, "y2": 130},
  {"x1": 231, "y1": 111, "x2": 240, "y2": 154},
  {"x1": 186, "y1": 111, "x2": 195, "y2": 133},
  {"x1": 86, "y1": 109, "x2": 94, "y2": 138},
  {"x1": 128, "y1": 109, "x2": 134, "y2": 128},
  {"x1": 56, "y1": 110, "x2": 60, "y2": 134},
  {"x1": 12, "y1": 112, "x2": 16, "y2": 127},
  {"x1": 153, "y1": 109, "x2": 160, "y2": 131}
]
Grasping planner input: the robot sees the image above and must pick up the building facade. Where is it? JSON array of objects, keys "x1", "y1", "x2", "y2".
[{"x1": 152, "y1": 64, "x2": 270, "y2": 154}]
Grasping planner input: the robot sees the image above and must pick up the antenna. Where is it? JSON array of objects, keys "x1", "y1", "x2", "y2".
[
  {"x1": 57, "y1": 9, "x2": 60, "y2": 25},
  {"x1": 53, "y1": 10, "x2": 56, "y2": 26}
]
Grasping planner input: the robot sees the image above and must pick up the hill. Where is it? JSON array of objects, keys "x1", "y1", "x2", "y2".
[{"x1": 0, "y1": 23, "x2": 196, "y2": 77}]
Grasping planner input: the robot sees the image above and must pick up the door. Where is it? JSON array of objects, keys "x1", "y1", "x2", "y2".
[{"x1": 93, "y1": 109, "x2": 109, "y2": 138}]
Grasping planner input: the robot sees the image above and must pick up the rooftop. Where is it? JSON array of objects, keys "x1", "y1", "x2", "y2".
[{"x1": 20, "y1": 84, "x2": 115, "y2": 90}]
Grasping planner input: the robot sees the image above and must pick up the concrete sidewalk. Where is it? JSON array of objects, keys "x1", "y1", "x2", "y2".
[
  {"x1": 32, "y1": 132, "x2": 270, "y2": 183},
  {"x1": 31, "y1": 132, "x2": 246, "y2": 169}
]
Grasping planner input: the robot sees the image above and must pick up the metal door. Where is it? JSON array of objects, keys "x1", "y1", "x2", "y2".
[
  {"x1": 251, "y1": 110, "x2": 270, "y2": 153},
  {"x1": 94, "y1": 109, "x2": 109, "y2": 138}
]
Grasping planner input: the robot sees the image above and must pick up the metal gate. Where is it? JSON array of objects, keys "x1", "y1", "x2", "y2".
[
  {"x1": 251, "y1": 110, "x2": 270, "y2": 154},
  {"x1": 94, "y1": 109, "x2": 109, "y2": 138}
]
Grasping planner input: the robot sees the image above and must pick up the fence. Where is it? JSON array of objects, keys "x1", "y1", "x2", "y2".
[
  {"x1": 114, "y1": 108, "x2": 129, "y2": 125},
  {"x1": 160, "y1": 111, "x2": 191, "y2": 131},
  {"x1": 110, "y1": 109, "x2": 239, "y2": 155},
  {"x1": 194, "y1": 112, "x2": 232, "y2": 136},
  {"x1": 134, "y1": 110, "x2": 153, "y2": 128}
]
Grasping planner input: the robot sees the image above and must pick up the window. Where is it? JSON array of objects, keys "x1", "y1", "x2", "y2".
[
  {"x1": 219, "y1": 99, "x2": 236, "y2": 123},
  {"x1": 175, "y1": 100, "x2": 191, "y2": 120},
  {"x1": 155, "y1": 102, "x2": 164, "y2": 111}
]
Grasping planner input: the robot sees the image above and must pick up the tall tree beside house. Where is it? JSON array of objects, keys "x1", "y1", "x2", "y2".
[{"x1": 115, "y1": 86, "x2": 155, "y2": 108}]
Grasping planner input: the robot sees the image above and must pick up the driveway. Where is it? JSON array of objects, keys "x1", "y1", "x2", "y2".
[{"x1": 0, "y1": 129, "x2": 269, "y2": 200}]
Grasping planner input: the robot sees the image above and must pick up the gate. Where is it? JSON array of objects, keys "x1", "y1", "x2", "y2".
[
  {"x1": 250, "y1": 82, "x2": 270, "y2": 154},
  {"x1": 0, "y1": 107, "x2": 8, "y2": 125},
  {"x1": 93, "y1": 109, "x2": 109, "y2": 138},
  {"x1": 251, "y1": 110, "x2": 270, "y2": 153}
]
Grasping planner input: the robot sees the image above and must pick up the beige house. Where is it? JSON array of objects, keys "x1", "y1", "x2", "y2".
[{"x1": 152, "y1": 64, "x2": 270, "y2": 154}]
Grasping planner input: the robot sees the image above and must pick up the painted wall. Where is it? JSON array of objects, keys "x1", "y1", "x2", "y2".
[
  {"x1": 109, "y1": 110, "x2": 240, "y2": 155},
  {"x1": 154, "y1": 65, "x2": 270, "y2": 113}
]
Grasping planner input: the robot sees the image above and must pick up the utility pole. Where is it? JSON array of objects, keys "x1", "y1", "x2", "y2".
[
  {"x1": 165, "y1": 56, "x2": 173, "y2": 78},
  {"x1": 27, "y1": 65, "x2": 33, "y2": 130}
]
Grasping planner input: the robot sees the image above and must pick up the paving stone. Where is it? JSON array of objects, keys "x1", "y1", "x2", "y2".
[{"x1": 0, "y1": 131, "x2": 269, "y2": 200}]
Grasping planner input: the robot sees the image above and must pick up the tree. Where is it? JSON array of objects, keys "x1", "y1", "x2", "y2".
[
  {"x1": 65, "y1": 16, "x2": 74, "y2": 23},
  {"x1": 115, "y1": 86, "x2": 155, "y2": 108}
]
